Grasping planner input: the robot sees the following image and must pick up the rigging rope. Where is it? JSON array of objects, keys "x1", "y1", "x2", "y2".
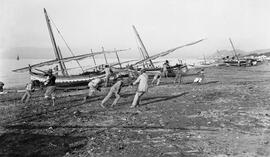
[
  {"x1": 48, "y1": 15, "x2": 85, "y2": 73},
  {"x1": 133, "y1": 31, "x2": 152, "y2": 68}
]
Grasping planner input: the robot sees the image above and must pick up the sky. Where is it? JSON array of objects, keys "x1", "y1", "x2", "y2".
[{"x1": 1, "y1": 0, "x2": 270, "y2": 59}]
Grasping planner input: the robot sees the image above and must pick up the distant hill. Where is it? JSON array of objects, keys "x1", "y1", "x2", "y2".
[
  {"x1": 212, "y1": 49, "x2": 248, "y2": 58},
  {"x1": 212, "y1": 49, "x2": 270, "y2": 58},
  {"x1": 245, "y1": 49, "x2": 270, "y2": 57}
]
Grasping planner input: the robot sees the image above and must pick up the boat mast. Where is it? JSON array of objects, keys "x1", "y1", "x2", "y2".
[
  {"x1": 132, "y1": 25, "x2": 155, "y2": 68},
  {"x1": 90, "y1": 49, "x2": 97, "y2": 66},
  {"x1": 57, "y1": 46, "x2": 68, "y2": 72},
  {"x1": 102, "y1": 47, "x2": 108, "y2": 65},
  {"x1": 114, "y1": 48, "x2": 122, "y2": 68},
  {"x1": 203, "y1": 54, "x2": 206, "y2": 64},
  {"x1": 44, "y1": 8, "x2": 68, "y2": 76},
  {"x1": 139, "y1": 47, "x2": 147, "y2": 68},
  {"x1": 229, "y1": 38, "x2": 239, "y2": 61}
]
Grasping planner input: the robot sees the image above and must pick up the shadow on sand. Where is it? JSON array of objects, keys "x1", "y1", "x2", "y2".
[
  {"x1": 0, "y1": 132, "x2": 87, "y2": 157},
  {"x1": 140, "y1": 92, "x2": 188, "y2": 106}
]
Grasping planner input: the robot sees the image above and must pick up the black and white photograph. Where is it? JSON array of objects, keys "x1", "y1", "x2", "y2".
[{"x1": 1, "y1": 0, "x2": 270, "y2": 156}]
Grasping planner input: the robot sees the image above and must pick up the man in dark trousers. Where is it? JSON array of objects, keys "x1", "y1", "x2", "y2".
[
  {"x1": 103, "y1": 65, "x2": 113, "y2": 87},
  {"x1": 162, "y1": 60, "x2": 170, "y2": 77},
  {"x1": 44, "y1": 69, "x2": 56, "y2": 106}
]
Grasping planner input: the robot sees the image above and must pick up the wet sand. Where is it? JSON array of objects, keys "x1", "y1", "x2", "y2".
[{"x1": 1, "y1": 65, "x2": 270, "y2": 157}]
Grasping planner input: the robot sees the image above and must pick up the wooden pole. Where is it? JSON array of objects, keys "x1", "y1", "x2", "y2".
[
  {"x1": 139, "y1": 47, "x2": 148, "y2": 68},
  {"x1": 203, "y1": 54, "x2": 206, "y2": 64},
  {"x1": 102, "y1": 47, "x2": 108, "y2": 64},
  {"x1": 132, "y1": 25, "x2": 155, "y2": 68},
  {"x1": 90, "y1": 49, "x2": 97, "y2": 66},
  {"x1": 229, "y1": 38, "x2": 239, "y2": 60},
  {"x1": 114, "y1": 48, "x2": 122, "y2": 68},
  {"x1": 44, "y1": 8, "x2": 67, "y2": 76},
  {"x1": 57, "y1": 46, "x2": 69, "y2": 75}
]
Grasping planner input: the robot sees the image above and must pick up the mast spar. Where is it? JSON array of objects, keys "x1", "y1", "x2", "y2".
[
  {"x1": 102, "y1": 47, "x2": 108, "y2": 64},
  {"x1": 114, "y1": 48, "x2": 122, "y2": 68},
  {"x1": 90, "y1": 49, "x2": 97, "y2": 66},
  {"x1": 44, "y1": 8, "x2": 68, "y2": 76},
  {"x1": 229, "y1": 38, "x2": 239, "y2": 61},
  {"x1": 132, "y1": 25, "x2": 155, "y2": 68}
]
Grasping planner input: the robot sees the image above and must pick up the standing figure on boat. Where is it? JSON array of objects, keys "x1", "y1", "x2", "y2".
[
  {"x1": 44, "y1": 69, "x2": 56, "y2": 106},
  {"x1": 103, "y1": 65, "x2": 113, "y2": 87},
  {"x1": 53, "y1": 65, "x2": 59, "y2": 76},
  {"x1": 162, "y1": 60, "x2": 170, "y2": 77}
]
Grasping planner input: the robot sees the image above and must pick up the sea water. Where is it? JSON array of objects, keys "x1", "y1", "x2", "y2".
[{"x1": 0, "y1": 57, "x2": 201, "y2": 89}]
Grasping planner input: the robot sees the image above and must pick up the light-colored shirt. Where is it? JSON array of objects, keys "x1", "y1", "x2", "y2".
[
  {"x1": 133, "y1": 73, "x2": 148, "y2": 92},
  {"x1": 88, "y1": 78, "x2": 102, "y2": 88},
  {"x1": 104, "y1": 67, "x2": 111, "y2": 76},
  {"x1": 110, "y1": 80, "x2": 123, "y2": 93},
  {"x1": 153, "y1": 71, "x2": 161, "y2": 79},
  {"x1": 26, "y1": 83, "x2": 33, "y2": 91}
]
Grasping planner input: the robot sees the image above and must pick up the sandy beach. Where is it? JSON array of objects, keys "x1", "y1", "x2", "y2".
[{"x1": 1, "y1": 65, "x2": 270, "y2": 157}]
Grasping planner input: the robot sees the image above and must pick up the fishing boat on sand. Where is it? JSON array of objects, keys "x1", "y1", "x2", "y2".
[
  {"x1": 131, "y1": 25, "x2": 205, "y2": 76},
  {"x1": 13, "y1": 8, "x2": 132, "y2": 87},
  {"x1": 219, "y1": 38, "x2": 262, "y2": 67}
]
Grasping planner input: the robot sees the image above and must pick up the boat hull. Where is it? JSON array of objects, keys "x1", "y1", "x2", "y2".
[
  {"x1": 30, "y1": 72, "x2": 105, "y2": 87},
  {"x1": 30, "y1": 70, "x2": 131, "y2": 87}
]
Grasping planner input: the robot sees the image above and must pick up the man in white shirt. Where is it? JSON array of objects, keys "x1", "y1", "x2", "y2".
[
  {"x1": 83, "y1": 78, "x2": 103, "y2": 102},
  {"x1": 130, "y1": 69, "x2": 148, "y2": 108},
  {"x1": 193, "y1": 68, "x2": 205, "y2": 84},
  {"x1": 152, "y1": 71, "x2": 161, "y2": 86},
  {"x1": 100, "y1": 79, "x2": 124, "y2": 108},
  {"x1": 21, "y1": 81, "x2": 34, "y2": 103}
]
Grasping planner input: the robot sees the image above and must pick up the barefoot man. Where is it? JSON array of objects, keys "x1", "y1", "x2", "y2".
[
  {"x1": 100, "y1": 78, "x2": 124, "y2": 108},
  {"x1": 130, "y1": 69, "x2": 148, "y2": 108},
  {"x1": 151, "y1": 71, "x2": 161, "y2": 86},
  {"x1": 83, "y1": 78, "x2": 103, "y2": 102}
]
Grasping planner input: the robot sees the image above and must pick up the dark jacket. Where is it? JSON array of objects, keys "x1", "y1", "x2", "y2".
[{"x1": 45, "y1": 74, "x2": 56, "y2": 86}]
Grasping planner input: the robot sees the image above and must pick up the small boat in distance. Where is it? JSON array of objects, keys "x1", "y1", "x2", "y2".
[{"x1": 16, "y1": 54, "x2": 20, "y2": 61}]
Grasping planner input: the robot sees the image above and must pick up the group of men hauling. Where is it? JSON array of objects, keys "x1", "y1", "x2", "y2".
[
  {"x1": 20, "y1": 60, "x2": 205, "y2": 109},
  {"x1": 82, "y1": 66, "x2": 148, "y2": 109}
]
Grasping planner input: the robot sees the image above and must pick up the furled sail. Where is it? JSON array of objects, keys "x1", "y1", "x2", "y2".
[
  {"x1": 133, "y1": 39, "x2": 205, "y2": 66},
  {"x1": 12, "y1": 48, "x2": 129, "y2": 73}
]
